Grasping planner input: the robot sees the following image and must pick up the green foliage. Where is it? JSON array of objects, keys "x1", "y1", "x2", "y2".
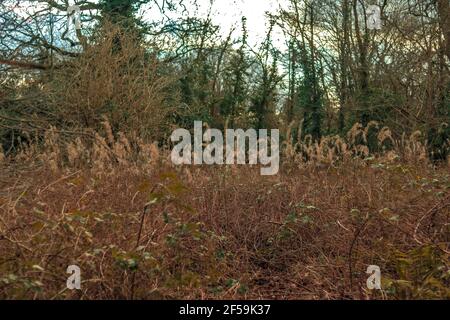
[
  {"x1": 99, "y1": 0, "x2": 146, "y2": 37},
  {"x1": 384, "y1": 245, "x2": 450, "y2": 299},
  {"x1": 140, "y1": 171, "x2": 226, "y2": 291},
  {"x1": 296, "y1": 47, "x2": 324, "y2": 140}
]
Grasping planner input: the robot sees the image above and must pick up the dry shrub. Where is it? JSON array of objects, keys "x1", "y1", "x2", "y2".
[
  {"x1": 10, "y1": 122, "x2": 446, "y2": 174},
  {"x1": 45, "y1": 21, "x2": 173, "y2": 141},
  {"x1": 396, "y1": 131, "x2": 429, "y2": 163},
  {"x1": 38, "y1": 128, "x2": 61, "y2": 172},
  {"x1": 10, "y1": 119, "x2": 165, "y2": 175},
  {"x1": 1, "y1": 123, "x2": 449, "y2": 300},
  {"x1": 0, "y1": 150, "x2": 448, "y2": 300}
]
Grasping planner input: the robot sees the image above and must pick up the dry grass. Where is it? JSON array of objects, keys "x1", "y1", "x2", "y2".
[{"x1": 0, "y1": 124, "x2": 448, "y2": 300}]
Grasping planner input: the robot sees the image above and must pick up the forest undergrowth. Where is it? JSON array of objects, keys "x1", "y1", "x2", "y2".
[{"x1": 0, "y1": 123, "x2": 448, "y2": 300}]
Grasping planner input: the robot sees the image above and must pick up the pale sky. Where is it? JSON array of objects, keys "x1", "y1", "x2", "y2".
[
  {"x1": 195, "y1": 0, "x2": 281, "y2": 44},
  {"x1": 11, "y1": 0, "x2": 287, "y2": 48},
  {"x1": 144, "y1": 0, "x2": 286, "y2": 47}
]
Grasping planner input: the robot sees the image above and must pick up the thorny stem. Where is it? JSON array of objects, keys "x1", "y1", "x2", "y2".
[{"x1": 130, "y1": 185, "x2": 157, "y2": 300}]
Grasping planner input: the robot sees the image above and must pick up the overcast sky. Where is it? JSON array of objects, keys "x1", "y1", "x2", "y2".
[{"x1": 10, "y1": 0, "x2": 287, "y2": 48}]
